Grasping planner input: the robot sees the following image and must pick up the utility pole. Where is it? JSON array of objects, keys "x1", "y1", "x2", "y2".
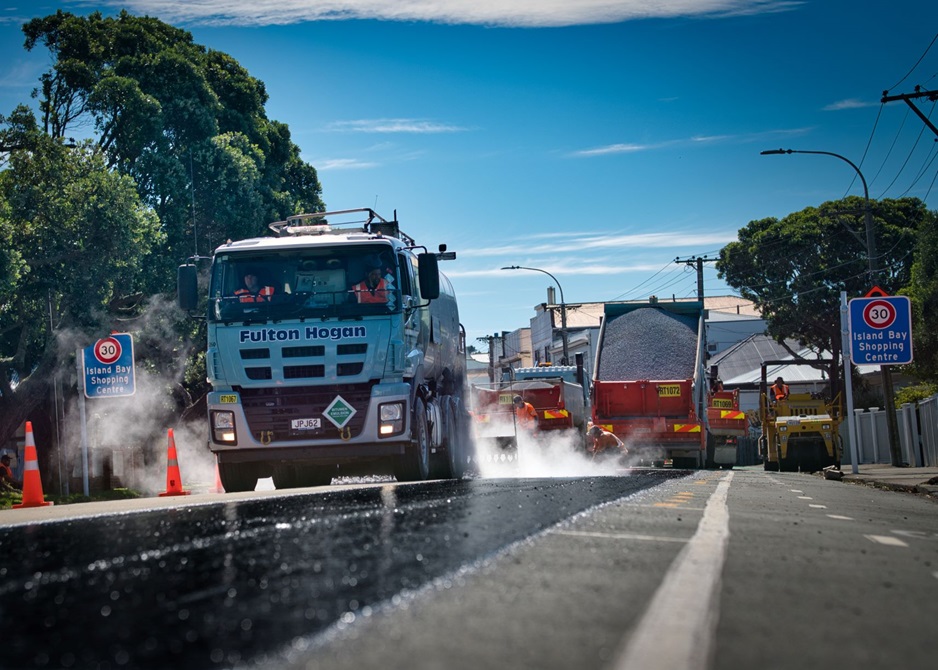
[
  {"x1": 881, "y1": 87, "x2": 938, "y2": 138},
  {"x1": 675, "y1": 255, "x2": 717, "y2": 303}
]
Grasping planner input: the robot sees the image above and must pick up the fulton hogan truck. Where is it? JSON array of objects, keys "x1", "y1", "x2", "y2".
[
  {"x1": 591, "y1": 298, "x2": 710, "y2": 468},
  {"x1": 178, "y1": 208, "x2": 472, "y2": 491}
]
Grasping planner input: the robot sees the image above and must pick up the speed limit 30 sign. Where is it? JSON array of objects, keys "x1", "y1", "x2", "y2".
[
  {"x1": 848, "y1": 295, "x2": 912, "y2": 365},
  {"x1": 83, "y1": 333, "x2": 136, "y2": 398}
]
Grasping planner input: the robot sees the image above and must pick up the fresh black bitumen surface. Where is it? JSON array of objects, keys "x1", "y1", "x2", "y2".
[
  {"x1": 0, "y1": 474, "x2": 681, "y2": 670},
  {"x1": 597, "y1": 307, "x2": 698, "y2": 381}
]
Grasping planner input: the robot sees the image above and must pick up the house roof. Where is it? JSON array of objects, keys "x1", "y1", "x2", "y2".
[
  {"x1": 710, "y1": 334, "x2": 823, "y2": 385},
  {"x1": 714, "y1": 333, "x2": 882, "y2": 385},
  {"x1": 540, "y1": 296, "x2": 759, "y2": 330}
]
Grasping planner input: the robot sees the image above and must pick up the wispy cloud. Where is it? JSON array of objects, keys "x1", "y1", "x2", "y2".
[
  {"x1": 0, "y1": 60, "x2": 45, "y2": 89},
  {"x1": 325, "y1": 118, "x2": 468, "y2": 133},
  {"x1": 822, "y1": 98, "x2": 879, "y2": 111},
  {"x1": 93, "y1": 1, "x2": 801, "y2": 28},
  {"x1": 571, "y1": 127, "x2": 813, "y2": 156},
  {"x1": 459, "y1": 230, "x2": 737, "y2": 257},
  {"x1": 315, "y1": 157, "x2": 380, "y2": 170}
]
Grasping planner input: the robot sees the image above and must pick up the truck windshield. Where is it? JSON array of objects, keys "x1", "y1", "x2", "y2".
[{"x1": 208, "y1": 245, "x2": 401, "y2": 323}]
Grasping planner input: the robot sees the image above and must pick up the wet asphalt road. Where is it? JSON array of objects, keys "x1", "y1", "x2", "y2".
[{"x1": 0, "y1": 473, "x2": 683, "y2": 669}]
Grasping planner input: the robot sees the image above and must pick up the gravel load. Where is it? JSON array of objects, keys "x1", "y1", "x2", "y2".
[{"x1": 597, "y1": 307, "x2": 699, "y2": 381}]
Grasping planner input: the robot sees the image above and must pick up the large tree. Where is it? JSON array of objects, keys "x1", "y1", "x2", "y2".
[
  {"x1": 717, "y1": 196, "x2": 927, "y2": 373},
  {"x1": 22, "y1": 9, "x2": 325, "y2": 288},
  {"x1": 0, "y1": 106, "x2": 163, "y2": 440}
]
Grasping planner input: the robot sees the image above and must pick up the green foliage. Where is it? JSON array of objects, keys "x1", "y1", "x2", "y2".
[
  {"x1": 21, "y1": 9, "x2": 324, "y2": 292},
  {"x1": 717, "y1": 197, "x2": 924, "y2": 355},
  {"x1": 894, "y1": 383, "x2": 938, "y2": 407},
  {"x1": 905, "y1": 208, "x2": 938, "y2": 382}
]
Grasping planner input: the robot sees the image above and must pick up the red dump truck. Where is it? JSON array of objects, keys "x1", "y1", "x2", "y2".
[
  {"x1": 591, "y1": 299, "x2": 710, "y2": 468},
  {"x1": 705, "y1": 387, "x2": 746, "y2": 468},
  {"x1": 471, "y1": 363, "x2": 590, "y2": 453}
]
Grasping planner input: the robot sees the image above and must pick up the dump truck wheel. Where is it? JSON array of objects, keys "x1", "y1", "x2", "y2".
[{"x1": 395, "y1": 397, "x2": 431, "y2": 481}]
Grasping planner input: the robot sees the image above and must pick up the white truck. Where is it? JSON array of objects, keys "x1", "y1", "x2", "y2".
[{"x1": 178, "y1": 208, "x2": 472, "y2": 491}]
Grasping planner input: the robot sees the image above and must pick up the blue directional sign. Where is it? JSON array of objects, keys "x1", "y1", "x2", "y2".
[
  {"x1": 848, "y1": 295, "x2": 913, "y2": 365},
  {"x1": 83, "y1": 333, "x2": 136, "y2": 398}
]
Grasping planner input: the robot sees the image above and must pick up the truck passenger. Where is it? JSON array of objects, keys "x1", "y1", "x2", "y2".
[{"x1": 352, "y1": 257, "x2": 389, "y2": 304}]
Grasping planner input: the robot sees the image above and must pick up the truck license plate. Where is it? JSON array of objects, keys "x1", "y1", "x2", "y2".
[{"x1": 291, "y1": 418, "x2": 321, "y2": 430}]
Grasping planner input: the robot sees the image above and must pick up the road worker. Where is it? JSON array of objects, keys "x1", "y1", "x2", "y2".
[
  {"x1": 587, "y1": 425, "x2": 626, "y2": 458},
  {"x1": 512, "y1": 395, "x2": 537, "y2": 427},
  {"x1": 0, "y1": 453, "x2": 20, "y2": 490},
  {"x1": 770, "y1": 376, "x2": 790, "y2": 403}
]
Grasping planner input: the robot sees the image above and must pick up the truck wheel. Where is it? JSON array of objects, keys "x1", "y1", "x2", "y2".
[
  {"x1": 218, "y1": 462, "x2": 259, "y2": 492},
  {"x1": 429, "y1": 399, "x2": 459, "y2": 479},
  {"x1": 272, "y1": 464, "x2": 301, "y2": 489},
  {"x1": 395, "y1": 397, "x2": 431, "y2": 482},
  {"x1": 446, "y1": 399, "x2": 469, "y2": 479}
]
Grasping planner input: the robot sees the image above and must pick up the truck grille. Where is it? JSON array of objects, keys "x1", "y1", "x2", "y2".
[{"x1": 239, "y1": 382, "x2": 376, "y2": 442}]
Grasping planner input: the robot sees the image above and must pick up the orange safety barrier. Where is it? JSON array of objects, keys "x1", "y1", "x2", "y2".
[
  {"x1": 13, "y1": 421, "x2": 53, "y2": 508},
  {"x1": 159, "y1": 428, "x2": 191, "y2": 497}
]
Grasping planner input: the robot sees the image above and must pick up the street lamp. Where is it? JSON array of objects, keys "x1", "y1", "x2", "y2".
[
  {"x1": 501, "y1": 265, "x2": 569, "y2": 365},
  {"x1": 761, "y1": 147, "x2": 902, "y2": 466}
]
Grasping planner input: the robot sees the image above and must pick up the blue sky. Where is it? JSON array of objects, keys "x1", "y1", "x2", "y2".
[{"x1": 2, "y1": 1, "x2": 937, "y2": 349}]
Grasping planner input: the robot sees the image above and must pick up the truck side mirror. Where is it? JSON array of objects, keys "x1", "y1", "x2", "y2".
[
  {"x1": 417, "y1": 253, "x2": 440, "y2": 299},
  {"x1": 178, "y1": 264, "x2": 199, "y2": 312}
]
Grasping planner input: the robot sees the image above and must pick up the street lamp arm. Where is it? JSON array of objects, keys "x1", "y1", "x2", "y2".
[
  {"x1": 760, "y1": 148, "x2": 868, "y2": 200},
  {"x1": 501, "y1": 264, "x2": 569, "y2": 364},
  {"x1": 500, "y1": 265, "x2": 564, "y2": 303}
]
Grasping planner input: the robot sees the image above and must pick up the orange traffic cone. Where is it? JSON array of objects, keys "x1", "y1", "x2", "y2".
[
  {"x1": 13, "y1": 421, "x2": 53, "y2": 508},
  {"x1": 213, "y1": 460, "x2": 225, "y2": 494},
  {"x1": 158, "y1": 428, "x2": 190, "y2": 497}
]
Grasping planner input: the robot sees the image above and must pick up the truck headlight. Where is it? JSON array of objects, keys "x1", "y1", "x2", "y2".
[
  {"x1": 822, "y1": 423, "x2": 831, "y2": 430},
  {"x1": 379, "y1": 402, "x2": 404, "y2": 437},
  {"x1": 212, "y1": 410, "x2": 237, "y2": 444},
  {"x1": 779, "y1": 425, "x2": 788, "y2": 432}
]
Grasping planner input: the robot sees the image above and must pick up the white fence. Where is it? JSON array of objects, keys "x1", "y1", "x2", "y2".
[{"x1": 846, "y1": 393, "x2": 938, "y2": 467}]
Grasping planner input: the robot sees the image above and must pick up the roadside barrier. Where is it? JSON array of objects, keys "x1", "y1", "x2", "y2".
[
  {"x1": 158, "y1": 428, "x2": 191, "y2": 497},
  {"x1": 13, "y1": 421, "x2": 53, "y2": 508}
]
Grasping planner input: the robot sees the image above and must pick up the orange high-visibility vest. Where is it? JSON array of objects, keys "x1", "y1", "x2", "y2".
[
  {"x1": 353, "y1": 278, "x2": 389, "y2": 303},
  {"x1": 235, "y1": 286, "x2": 274, "y2": 302}
]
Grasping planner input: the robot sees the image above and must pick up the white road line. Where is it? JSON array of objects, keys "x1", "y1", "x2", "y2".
[
  {"x1": 827, "y1": 514, "x2": 854, "y2": 520},
  {"x1": 613, "y1": 472, "x2": 732, "y2": 670},
  {"x1": 864, "y1": 534, "x2": 909, "y2": 547},
  {"x1": 808, "y1": 504, "x2": 827, "y2": 509},
  {"x1": 790, "y1": 489, "x2": 803, "y2": 493},
  {"x1": 553, "y1": 530, "x2": 689, "y2": 544},
  {"x1": 797, "y1": 496, "x2": 813, "y2": 500}
]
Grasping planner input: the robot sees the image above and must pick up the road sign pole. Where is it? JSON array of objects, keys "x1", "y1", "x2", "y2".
[
  {"x1": 75, "y1": 348, "x2": 90, "y2": 496},
  {"x1": 841, "y1": 292, "x2": 859, "y2": 473}
]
